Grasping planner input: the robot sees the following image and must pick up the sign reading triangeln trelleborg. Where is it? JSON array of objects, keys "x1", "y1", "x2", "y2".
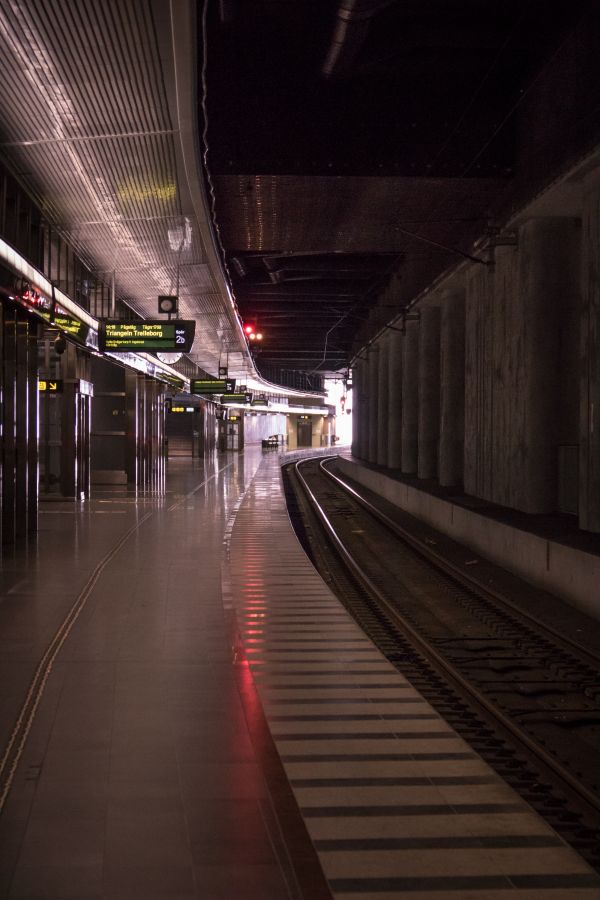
[{"x1": 99, "y1": 320, "x2": 196, "y2": 353}]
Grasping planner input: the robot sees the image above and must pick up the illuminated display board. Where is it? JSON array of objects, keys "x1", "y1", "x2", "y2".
[
  {"x1": 15, "y1": 286, "x2": 92, "y2": 346},
  {"x1": 54, "y1": 313, "x2": 89, "y2": 343},
  {"x1": 161, "y1": 374, "x2": 185, "y2": 392},
  {"x1": 222, "y1": 392, "x2": 252, "y2": 404},
  {"x1": 190, "y1": 378, "x2": 235, "y2": 395},
  {"x1": 99, "y1": 319, "x2": 195, "y2": 352},
  {"x1": 19, "y1": 286, "x2": 52, "y2": 315},
  {"x1": 251, "y1": 394, "x2": 268, "y2": 406}
]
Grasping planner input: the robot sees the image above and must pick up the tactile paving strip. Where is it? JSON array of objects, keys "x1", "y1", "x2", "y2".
[{"x1": 222, "y1": 454, "x2": 600, "y2": 900}]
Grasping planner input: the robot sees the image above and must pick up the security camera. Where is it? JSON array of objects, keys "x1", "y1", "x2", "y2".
[{"x1": 54, "y1": 334, "x2": 67, "y2": 355}]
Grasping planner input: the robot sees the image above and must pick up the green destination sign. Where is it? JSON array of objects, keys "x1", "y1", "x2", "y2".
[
  {"x1": 222, "y1": 392, "x2": 252, "y2": 405},
  {"x1": 16, "y1": 286, "x2": 91, "y2": 346},
  {"x1": 54, "y1": 313, "x2": 89, "y2": 343},
  {"x1": 190, "y1": 378, "x2": 236, "y2": 395},
  {"x1": 161, "y1": 375, "x2": 185, "y2": 391},
  {"x1": 99, "y1": 319, "x2": 195, "y2": 352}
]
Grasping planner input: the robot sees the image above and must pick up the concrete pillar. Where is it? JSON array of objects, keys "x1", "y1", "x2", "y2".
[
  {"x1": 387, "y1": 327, "x2": 403, "y2": 468},
  {"x1": 580, "y1": 181, "x2": 600, "y2": 531},
  {"x1": 351, "y1": 359, "x2": 360, "y2": 457},
  {"x1": 519, "y1": 217, "x2": 579, "y2": 513},
  {"x1": 439, "y1": 290, "x2": 465, "y2": 487},
  {"x1": 418, "y1": 306, "x2": 441, "y2": 479},
  {"x1": 464, "y1": 219, "x2": 579, "y2": 514},
  {"x1": 368, "y1": 345, "x2": 380, "y2": 463},
  {"x1": 376, "y1": 334, "x2": 390, "y2": 466},
  {"x1": 464, "y1": 262, "x2": 495, "y2": 502},
  {"x1": 401, "y1": 319, "x2": 419, "y2": 474},
  {"x1": 358, "y1": 356, "x2": 369, "y2": 460},
  {"x1": 125, "y1": 369, "x2": 138, "y2": 484}
]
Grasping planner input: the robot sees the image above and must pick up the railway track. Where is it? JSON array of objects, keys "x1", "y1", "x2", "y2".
[{"x1": 283, "y1": 455, "x2": 600, "y2": 872}]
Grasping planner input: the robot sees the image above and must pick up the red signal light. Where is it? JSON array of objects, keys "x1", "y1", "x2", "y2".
[{"x1": 243, "y1": 322, "x2": 263, "y2": 343}]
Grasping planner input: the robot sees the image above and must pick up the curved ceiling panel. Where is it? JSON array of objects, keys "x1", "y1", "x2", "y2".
[{"x1": 0, "y1": 0, "x2": 255, "y2": 380}]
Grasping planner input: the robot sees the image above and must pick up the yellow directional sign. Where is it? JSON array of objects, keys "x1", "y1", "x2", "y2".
[{"x1": 38, "y1": 380, "x2": 62, "y2": 392}]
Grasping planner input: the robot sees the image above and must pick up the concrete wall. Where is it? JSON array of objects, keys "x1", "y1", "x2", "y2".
[
  {"x1": 580, "y1": 178, "x2": 600, "y2": 531},
  {"x1": 464, "y1": 219, "x2": 580, "y2": 514},
  {"x1": 464, "y1": 258, "x2": 501, "y2": 503},
  {"x1": 352, "y1": 159, "x2": 600, "y2": 536},
  {"x1": 367, "y1": 345, "x2": 379, "y2": 462},
  {"x1": 401, "y1": 320, "x2": 419, "y2": 474},
  {"x1": 244, "y1": 412, "x2": 287, "y2": 444},
  {"x1": 387, "y1": 328, "x2": 403, "y2": 468},
  {"x1": 417, "y1": 306, "x2": 440, "y2": 479},
  {"x1": 439, "y1": 289, "x2": 465, "y2": 487}
]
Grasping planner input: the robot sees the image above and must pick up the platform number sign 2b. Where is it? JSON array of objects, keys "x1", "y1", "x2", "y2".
[{"x1": 99, "y1": 320, "x2": 196, "y2": 353}]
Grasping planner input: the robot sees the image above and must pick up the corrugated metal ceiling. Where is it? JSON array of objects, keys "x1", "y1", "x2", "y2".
[{"x1": 0, "y1": 0, "x2": 252, "y2": 379}]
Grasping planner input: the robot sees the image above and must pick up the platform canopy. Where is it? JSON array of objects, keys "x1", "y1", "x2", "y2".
[{"x1": 0, "y1": 0, "x2": 258, "y2": 383}]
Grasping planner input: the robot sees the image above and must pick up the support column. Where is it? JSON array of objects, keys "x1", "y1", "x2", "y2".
[
  {"x1": 387, "y1": 327, "x2": 403, "y2": 468},
  {"x1": 360, "y1": 357, "x2": 370, "y2": 460},
  {"x1": 464, "y1": 262, "x2": 494, "y2": 501},
  {"x1": 15, "y1": 315, "x2": 30, "y2": 537},
  {"x1": 439, "y1": 290, "x2": 465, "y2": 487},
  {"x1": 368, "y1": 345, "x2": 379, "y2": 463},
  {"x1": 519, "y1": 217, "x2": 579, "y2": 513},
  {"x1": 355, "y1": 357, "x2": 368, "y2": 460},
  {"x1": 125, "y1": 369, "x2": 138, "y2": 484},
  {"x1": 351, "y1": 359, "x2": 360, "y2": 457},
  {"x1": 1, "y1": 306, "x2": 39, "y2": 543},
  {"x1": 401, "y1": 319, "x2": 419, "y2": 474},
  {"x1": 581, "y1": 181, "x2": 600, "y2": 531},
  {"x1": 376, "y1": 334, "x2": 389, "y2": 466},
  {"x1": 2, "y1": 305, "x2": 17, "y2": 543},
  {"x1": 418, "y1": 306, "x2": 441, "y2": 479}
]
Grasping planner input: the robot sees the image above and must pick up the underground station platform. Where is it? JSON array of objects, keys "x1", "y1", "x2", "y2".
[{"x1": 0, "y1": 447, "x2": 599, "y2": 900}]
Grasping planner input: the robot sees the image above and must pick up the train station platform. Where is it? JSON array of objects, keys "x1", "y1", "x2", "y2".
[{"x1": 1, "y1": 449, "x2": 599, "y2": 899}]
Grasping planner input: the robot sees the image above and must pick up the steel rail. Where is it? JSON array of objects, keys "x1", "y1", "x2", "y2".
[
  {"x1": 293, "y1": 456, "x2": 600, "y2": 820},
  {"x1": 318, "y1": 457, "x2": 600, "y2": 669}
]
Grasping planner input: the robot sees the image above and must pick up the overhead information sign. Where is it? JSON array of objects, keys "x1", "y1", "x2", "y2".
[
  {"x1": 222, "y1": 392, "x2": 252, "y2": 405},
  {"x1": 99, "y1": 319, "x2": 195, "y2": 353},
  {"x1": 15, "y1": 285, "x2": 94, "y2": 347},
  {"x1": 54, "y1": 313, "x2": 89, "y2": 344},
  {"x1": 38, "y1": 380, "x2": 63, "y2": 392},
  {"x1": 161, "y1": 374, "x2": 185, "y2": 392},
  {"x1": 190, "y1": 378, "x2": 235, "y2": 395}
]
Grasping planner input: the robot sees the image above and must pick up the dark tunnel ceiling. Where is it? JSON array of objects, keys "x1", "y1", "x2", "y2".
[{"x1": 204, "y1": 0, "x2": 587, "y2": 377}]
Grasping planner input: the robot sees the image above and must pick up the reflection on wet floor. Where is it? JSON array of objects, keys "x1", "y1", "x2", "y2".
[{"x1": 0, "y1": 447, "x2": 300, "y2": 900}]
